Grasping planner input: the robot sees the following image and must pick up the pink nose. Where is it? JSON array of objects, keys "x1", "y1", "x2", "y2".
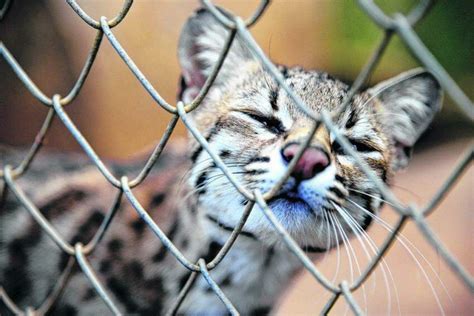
[{"x1": 281, "y1": 144, "x2": 330, "y2": 180}]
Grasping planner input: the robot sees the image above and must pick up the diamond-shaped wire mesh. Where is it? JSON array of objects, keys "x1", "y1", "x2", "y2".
[{"x1": 0, "y1": 0, "x2": 472, "y2": 315}]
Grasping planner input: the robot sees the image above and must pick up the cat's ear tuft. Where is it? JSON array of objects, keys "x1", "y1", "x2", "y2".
[
  {"x1": 368, "y1": 68, "x2": 442, "y2": 170},
  {"x1": 178, "y1": 8, "x2": 252, "y2": 103}
]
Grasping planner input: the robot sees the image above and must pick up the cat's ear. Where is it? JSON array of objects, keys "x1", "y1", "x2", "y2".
[
  {"x1": 368, "y1": 69, "x2": 442, "y2": 170},
  {"x1": 178, "y1": 8, "x2": 252, "y2": 103}
]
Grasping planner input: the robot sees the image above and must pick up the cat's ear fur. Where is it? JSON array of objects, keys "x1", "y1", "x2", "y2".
[
  {"x1": 368, "y1": 68, "x2": 442, "y2": 170},
  {"x1": 178, "y1": 8, "x2": 252, "y2": 103}
]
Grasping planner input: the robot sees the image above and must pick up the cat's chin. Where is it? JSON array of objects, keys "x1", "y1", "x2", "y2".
[
  {"x1": 268, "y1": 195, "x2": 314, "y2": 216},
  {"x1": 268, "y1": 191, "x2": 326, "y2": 218}
]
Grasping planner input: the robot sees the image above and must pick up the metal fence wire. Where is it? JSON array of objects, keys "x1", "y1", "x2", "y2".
[{"x1": 0, "y1": 0, "x2": 473, "y2": 315}]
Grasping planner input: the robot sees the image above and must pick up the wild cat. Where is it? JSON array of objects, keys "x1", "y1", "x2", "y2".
[{"x1": 0, "y1": 7, "x2": 442, "y2": 316}]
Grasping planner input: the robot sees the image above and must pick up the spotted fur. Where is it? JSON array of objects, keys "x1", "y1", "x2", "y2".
[{"x1": 1, "y1": 8, "x2": 441, "y2": 316}]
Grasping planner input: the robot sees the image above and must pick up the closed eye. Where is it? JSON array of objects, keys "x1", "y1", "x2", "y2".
[
  {"x1": 239, "y1": 111, "x2": 286, "y2": 134},
  {"x1": 333, "y1": 138, "x2": 377, "y2": 154}
]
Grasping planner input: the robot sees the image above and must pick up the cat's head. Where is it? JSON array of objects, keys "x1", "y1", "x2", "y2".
[{"x1": 178, "y1": 9, "x2": 442, "y2": 250}]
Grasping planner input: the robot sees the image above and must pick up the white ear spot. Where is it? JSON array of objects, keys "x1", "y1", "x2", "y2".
[{"x1": 183, "y1": 87, "x2": 200, "y2": 104}]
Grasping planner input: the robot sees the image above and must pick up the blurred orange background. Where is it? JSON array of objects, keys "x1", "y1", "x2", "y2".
[
  {"x1": 0, "y1": 0, "x2": 334, "y2": 157},
  {"x1": 1, "y1": 0, "x2": 472, "y2": 315}
]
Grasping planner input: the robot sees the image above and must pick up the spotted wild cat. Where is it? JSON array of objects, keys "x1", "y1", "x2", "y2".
[{"x1": 0, "y1": 7, "x2": 442, "y2": 316}]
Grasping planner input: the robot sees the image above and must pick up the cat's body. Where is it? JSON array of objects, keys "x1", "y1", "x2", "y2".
[
  {"x1": 1, "y1": 8, "x2": 442, "y2": 316},
  {"x1": 1, "y1": 144, "x2": 299, "y2": 315}
]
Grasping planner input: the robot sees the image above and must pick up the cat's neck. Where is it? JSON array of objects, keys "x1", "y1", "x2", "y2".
[{"x1": 169, "y1": 198, "x2": 305, "y2": 314}]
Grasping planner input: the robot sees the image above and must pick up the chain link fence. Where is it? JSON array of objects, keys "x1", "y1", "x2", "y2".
[{"x1": 0, "y1": 0, "x2": 472, "y2": 315}]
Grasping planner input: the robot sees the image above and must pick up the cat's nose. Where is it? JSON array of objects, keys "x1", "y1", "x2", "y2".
[{"x1": 281, "y1": 143, "x2": 330, "y2": 180}]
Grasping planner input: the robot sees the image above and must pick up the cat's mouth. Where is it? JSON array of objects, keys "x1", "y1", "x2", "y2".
[
  {"x1": 264, "y1": 191, "x2": 329, "y2": 253},
  {"x1": 268, "y1": 191, "x2": 315, "y2": 216}
]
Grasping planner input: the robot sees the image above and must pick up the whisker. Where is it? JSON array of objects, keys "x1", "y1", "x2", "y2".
[
  {"x1": 348, "y1": 198, "x2": 448, "y2": 315},
  {"x1": 335, "y1": 203, "x2": 397, "y2": 316},
  {"x1": 328, "y1": 212, "x2": 341, "y2": 284},
  {"x1": 390, "y1": 183, "x2": 422, "y2": 201},
  {"x1": 331, "y1": 213, "x2": 355, "y2": 316},
  {"x1": 176, "y1": 158, "x2": 246, "y2": 199},
  {"x1": 320, "y1": 211, "x2": 332, "y2": 263},
  {"x1": 334, "y1": 204, "x2": 378, "y2": 314},
  {"x1": 349, "y1": 196, "x2": 452, "y2": 296},
  {"x1": 180, "y1": 170, "x2": 250, "y2": 204},
  {"x1": 332, "y1": 208, "x2": 369, "y2": 315},
  {"x1": 348, "y1": 188, "x2": 397, "y2": 208}
]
